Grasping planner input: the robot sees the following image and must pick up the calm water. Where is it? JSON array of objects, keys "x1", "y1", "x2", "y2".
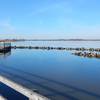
[
  {"x1": 12, "y1": 41, "x2": 100, "y2": 48},
  {"x1": 0, "y1": 41, "x2": 100, "y2": 100}
]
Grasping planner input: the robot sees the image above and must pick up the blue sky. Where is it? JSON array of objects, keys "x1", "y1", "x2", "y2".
[{"x1": 0, "y1": 0, "x2": 100, "y2": 39}]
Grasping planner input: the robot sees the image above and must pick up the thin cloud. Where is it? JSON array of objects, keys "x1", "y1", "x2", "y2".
[
  {"x1": 0, "y1": 19, "x2": 15, "y2": 34},
  {"x1": 31, "y1": 1, "x2": 71, "y2": 16}
]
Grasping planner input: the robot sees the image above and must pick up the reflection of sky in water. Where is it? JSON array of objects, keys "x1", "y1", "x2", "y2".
[
  {"x1": 12, "y1": 41, "x2": 100, "y2": 48},
  {"x1": 0, "y1": 42, "x2": 100, "y2": 100}
]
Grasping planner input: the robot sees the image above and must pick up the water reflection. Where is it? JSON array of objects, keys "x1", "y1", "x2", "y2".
[
  {"x1": 1, "y1": 45, "x2": 100, "y2": 60},
  {"x1": 0, "y1": 63, "x2": 100, "y2": 100},
  {"x1": 11, "y1": 46, "x2": 100, "y2": 59},
  {"x1": 0, "y1": 50, "x2": 11, "y2": 58},
  {"x1": 0, "y1": 47, "x2": 100, "y2": 100}
]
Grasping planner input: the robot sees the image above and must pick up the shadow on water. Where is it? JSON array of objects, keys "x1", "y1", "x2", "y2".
[{"x1": 0, "y1": 62, "x2": 100, "y2": 100}]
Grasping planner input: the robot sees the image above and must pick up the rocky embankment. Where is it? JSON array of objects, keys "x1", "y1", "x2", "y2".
[
  {"x1": 11, "y1": 46, "x2": 100, "y2": 59},
  {"x1": 72, "y1": 52, "x2": 100, "y2": 58},
  {"x1": 11, "y1": 46, "x2": 100, "y2": 52}
]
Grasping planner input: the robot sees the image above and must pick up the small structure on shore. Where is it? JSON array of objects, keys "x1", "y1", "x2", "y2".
[{"x1": 0, "y1": 42, "x2": 11, "y2": 53}]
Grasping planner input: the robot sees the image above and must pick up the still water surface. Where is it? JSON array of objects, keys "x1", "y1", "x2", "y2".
[
  {"x1": 12, "y1": 41, "x2": 100, "y2": 48},
  {"x1": 0, "y1": 41, "x2": 100, "y2": 100}
]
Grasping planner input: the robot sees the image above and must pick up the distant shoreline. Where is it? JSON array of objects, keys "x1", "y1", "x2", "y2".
[{"x1": 0, "y1": 39, "x2": 100, "y2": 42}]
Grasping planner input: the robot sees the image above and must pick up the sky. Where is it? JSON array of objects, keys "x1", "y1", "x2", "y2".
[{"x1": 0, "y1": 0, "x2": 100, "y2": 39}]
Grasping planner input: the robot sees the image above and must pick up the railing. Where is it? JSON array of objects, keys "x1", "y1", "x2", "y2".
[
  {"x1": 0, "y1": 95, "x2": 7, "y2": 100},
  {"x1": 0, "y1": 75, "x2": 50, "y2": 100}
]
